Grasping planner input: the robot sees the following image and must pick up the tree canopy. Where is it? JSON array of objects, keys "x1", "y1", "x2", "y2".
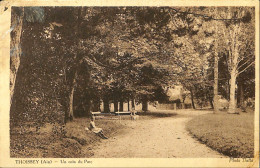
[{"x1": 10, "y1": 6, "x2": 255, "y2": 126}]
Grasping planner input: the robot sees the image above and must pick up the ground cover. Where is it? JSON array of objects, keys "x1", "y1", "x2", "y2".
[
  {"x1": 10, "y1": 117, "x2": 126, "y2": 158},
  {"x1": 186, "y1": 109, "x2": 254, "y2": 158}
]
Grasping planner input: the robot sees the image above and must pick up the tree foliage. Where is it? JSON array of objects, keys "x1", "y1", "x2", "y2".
[{"x1": 10, "y1": 6, "x2": 255, "y2": 126}]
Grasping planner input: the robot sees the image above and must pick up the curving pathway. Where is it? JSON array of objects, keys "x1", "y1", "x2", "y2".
[{"x1": 88, "y1": 110, "x2": 227, "y2": 158}]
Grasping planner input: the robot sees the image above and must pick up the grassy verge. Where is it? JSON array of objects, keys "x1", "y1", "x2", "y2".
[
  {"x1": 10, "y1": 118, "x2": 126, "y2": 158},
  {"x1": 186, "y1": 110, "x2": 254, "y2": 158}
]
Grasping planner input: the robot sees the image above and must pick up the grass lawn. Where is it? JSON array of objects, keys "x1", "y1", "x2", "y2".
[
  {"x1": 10, "y1": 112, "x2": 177, "y2": 158},
  {"x1": 10, "y1": 117, "x2": 126, "y2": 158},
  {"x1": 186, "y1": 110, "x2": 254, "y2": 158}
]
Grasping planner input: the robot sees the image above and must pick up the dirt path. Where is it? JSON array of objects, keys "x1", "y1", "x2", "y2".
[{"x1": 88, "y1": 110, "x2": 227, "y2": 158}]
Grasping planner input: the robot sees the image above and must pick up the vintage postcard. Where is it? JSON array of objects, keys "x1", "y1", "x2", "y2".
[{"x1": 0, "y1": 0, "x2": 259, "y2": 167}]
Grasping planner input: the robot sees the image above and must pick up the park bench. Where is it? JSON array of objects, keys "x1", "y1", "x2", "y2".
[
  {"x1": 91, "y1": 112, "x2": 101, "y2": 118},
  {"x1": 115, "y1": 111, "x2": 139, "y2": 121},
  {"x1": 91, "y1": 112, "x2": 119, "y2": 120},
  {"x1": 91, "y1": 112, "x2": 104, "y2": 120},
  {"x1": 115, "y1": 111, "x2": 131, "y2": 115},
  {"x1": 91, "y1": 111, "x2": 138, "y2": 120},
  {"x1": 91, "y1": 112, "x2": 102, "y2": 115}
]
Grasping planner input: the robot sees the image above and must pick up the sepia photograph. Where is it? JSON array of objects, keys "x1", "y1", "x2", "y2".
[{"x1": 0, "y1": 0, "x2": 259, "y2": 167}]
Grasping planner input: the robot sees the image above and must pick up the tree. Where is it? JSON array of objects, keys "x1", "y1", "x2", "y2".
[
  {"x1": 10, "y1": 7, "x2": 69, "y2": 126},
  {"x1": 10, "y1": 7, "x2": 24, "y2": 107},
  {"x1": 168, "y1": 7, "x2": 255, "y2": 113},
  {"x1": 218, "y1": 7, "x2": 254, "y2": 113},
  {"x1": 165, "y1": 8, "x2": 215, "y2": 109},
  {"x1": 11, "y1": 7, "x2": 254, "y2": 127}
]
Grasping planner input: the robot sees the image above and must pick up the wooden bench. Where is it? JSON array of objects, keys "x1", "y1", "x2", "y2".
[
  {"x1": 91, "y1": 112, "x2": 102, "y2": 115},
  {"x1": 91, "y1": 112, "x2": 102, "y2": 120},
  {"x1": 115, "y1": 111, "x2": 131, "y2": 115},
  {"x1": 91, "y1": 112, "x2": 120, "y2": 120},
  {"x1": 91, "y1": 111, "x2": 138, "y2": 121}
]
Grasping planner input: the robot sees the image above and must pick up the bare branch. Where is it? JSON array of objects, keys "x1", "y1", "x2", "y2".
[
  {"x1": 237, "y1": 57, "x2": 255, "y2": 70},
  {"x1": 238, "y1": 53, "x2": 254, "y2": 63},
  {"x1": 237, "y1": 61, "x2": 255, "y2": 76}
]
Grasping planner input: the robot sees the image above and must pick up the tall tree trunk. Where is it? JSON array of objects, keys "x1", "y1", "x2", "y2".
[
  {"x1": 213, "y1": 47, "x2": 219, "y2": 113},
  {"x1": 237, "y1": 82, "x2": 241, "y2": 106},
  {"x1": 10, "y1": 7, "x2": 24, "y2": 106},
  {"x1": 206, "y1": 93, "x2": 214, "y2": 109},
  {"x1": 103, "y1": 98, "x2": 110, "y2": 113},
  {"x1": 85, "y1": 99, "x2": 92, "y2": 117},
  {"x1": 209, "y1": 99, "x2": 214, "y2": 109},
  {"x1": 213, "y1": 11, "x2": 220, "y2": 114},
  {"x1": 239, "y1": 84, "x2": 244, "y2": 107},
  {"x1": 238, "y1": 84, "x2": 246, "y2": 112},
  {"x1": 68, "y1": 85, "x2": 75, "y2": 120},
  {"x1": 228, "y1": 70, "x2": 237, "y2": 114},
  {"x1": 227, "y1": 78, "x2": 230, "y2": 100},
  {"x1": 142, "y1": 98, "x2": 148, "y2": 111},
  {"x1": 65, "y1": 7, "x2": 83, "y2": 123},
  {"x1": 181, "y1": 98, "x2": 185, "y2": 109},
  {"x1": 131, "y1": 99, "x2": 135, "y2": 110},
  {"x1": 190, "y1": 89, "x2": 196, "y2": 109},
  {"x1": 92, "y1": 99, "x2": 100, "y2": 112},
  {"x1": 68, "y1": 71, "x2": 78, "y2": 121},
  {"x1": 128, "y1": 100, "x2": 130, "y2": 111},
  {"x1": 228, "y1": 24, "x2": 240, "y2": 114},
  {"x1": 64, "y1": 101, "x2": 69, "y2": 124},
  {"x1": 114, "y1": 100, "x2": 118, "y2": 112},
  {"x1": 119, "y1": 100, "x2": 124, "y2": 111}
]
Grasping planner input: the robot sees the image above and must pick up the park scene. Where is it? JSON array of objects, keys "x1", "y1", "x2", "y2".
[{"x1": 10, "y1": 7, "x2": 255, "y2": 158}]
